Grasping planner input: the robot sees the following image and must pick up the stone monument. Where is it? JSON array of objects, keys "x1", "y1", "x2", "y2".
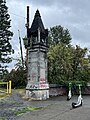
[{"x1": 25, "y1": 9, "x2": 49, "y2": 100}]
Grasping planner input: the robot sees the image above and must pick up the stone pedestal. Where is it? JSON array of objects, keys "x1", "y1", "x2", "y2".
[
  {"x1": 26, "y1": 49, "x2": 49, "y2": 100},
  {"x1": 26, "y1": 82, "x2": 49, "y2": 100}
]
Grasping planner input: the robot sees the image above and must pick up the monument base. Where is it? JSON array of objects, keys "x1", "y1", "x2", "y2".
[{"x1": 26, "y1": 82, "x2": 49, "y2": 100}]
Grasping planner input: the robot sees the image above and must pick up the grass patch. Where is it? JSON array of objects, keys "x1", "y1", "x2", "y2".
[
  {"x1": 0, "y1": 117, "x2": 5, "y2": 120},
  {"x1": 0, "y1": 93, "x2": 8, "y2": 100},
  {"x1": 14, "y1": 89, "x2": 25, "y2": 96},
  {"x1": 14, "y1": 107, "x2": 42, "y2": 115},
  {"x1": 15, "y1": 89, "x2": 25, "y2": 94},
  {"x1": 0, "y1": 94, "x2": 6, "y2": 98}
]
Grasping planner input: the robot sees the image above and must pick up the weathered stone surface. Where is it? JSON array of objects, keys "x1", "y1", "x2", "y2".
[{"x1": 26, "y1": 9, "x2": 49, "y2": 100}]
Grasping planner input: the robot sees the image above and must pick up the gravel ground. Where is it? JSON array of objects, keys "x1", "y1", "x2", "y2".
[
  {"x1": 0, "y1": 90, "x2": 90, "y2": 120},
  {"x1": 0, "y1": 90, "x2": 62, "y2": 120},
  {"x1": 0, "y1": 90, "x2": 27, "y2": 120}
]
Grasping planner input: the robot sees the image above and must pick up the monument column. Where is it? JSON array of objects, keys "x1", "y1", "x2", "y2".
[{"x1": 25, "y1": 10, "x2": 49, "y2": 100}]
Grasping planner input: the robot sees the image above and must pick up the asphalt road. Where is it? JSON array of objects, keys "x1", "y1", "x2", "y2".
[{"x1": 16, "y1": 95, "x2": 90, "y2": 120}]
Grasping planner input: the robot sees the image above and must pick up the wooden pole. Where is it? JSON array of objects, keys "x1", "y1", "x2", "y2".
[
  {"x1": 26, "y1": 6, "x2": 29, "y2": 67},
  {"x1": 27, "y1": 6, "x2": 29, "y2": 33},
  {"x1": 18, "y1": 30, "x2": 24, "y2": 67}
]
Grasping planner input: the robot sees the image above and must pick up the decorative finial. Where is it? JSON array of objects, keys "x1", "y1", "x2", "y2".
[{"x1": 35, "y1": 9, "x2": 41, "y2": 17}]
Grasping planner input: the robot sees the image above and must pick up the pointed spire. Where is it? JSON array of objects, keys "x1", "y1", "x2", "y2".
[
  {"x1": 35, "y1": 9, "x2": 41, "y2": 17},
  {"x1": 30, "y1": 9, "x2": 45, "y2": 33}
]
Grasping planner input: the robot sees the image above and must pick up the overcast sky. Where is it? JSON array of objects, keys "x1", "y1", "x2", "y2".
[{"x1": 6, "y1": 0, "x2": 90, "y2": 70}]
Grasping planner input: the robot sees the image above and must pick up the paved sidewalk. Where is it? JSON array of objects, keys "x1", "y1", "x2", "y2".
[{"x1": 16, "y1": 96, "x2": 90, "y2": 120}]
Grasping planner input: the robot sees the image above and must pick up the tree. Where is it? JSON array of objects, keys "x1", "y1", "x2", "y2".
[
  {"x1": 48, "y1": 25, "x2": 90, "y2": 84},
  {"x1": 48, "y1": 25, "x2": 72, "y2": 46},
  {"x1": 48, "y1": 43, "x2": 90, "y2": 84},
  {"x1": 48, "y1": 25, "x2": 72, "y2": 84},
  {"x1": 71, "y1": 45, "x2": 90, "y2": 83},
  {"x1": 71, "y1": 45, "x2": 88, "y2": 80},
  {"x1": 4, "y1": 56, "x2": 27, "y2": 88},
  {"x1": 0, "y1": 0, "x2": 13, "y2": 79},
  {"x1": 48, "y1": 43, "x2": 74, "y2": 84}
]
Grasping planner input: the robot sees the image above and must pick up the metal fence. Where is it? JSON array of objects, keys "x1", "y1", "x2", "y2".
[{"x1": 0, "y1": 81, "x2": 11, "y2": 94}]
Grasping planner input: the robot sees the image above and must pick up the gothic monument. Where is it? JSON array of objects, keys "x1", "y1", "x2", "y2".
[{"x1": 24, "y1": 7, "x2": 49, "y2": 100}]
